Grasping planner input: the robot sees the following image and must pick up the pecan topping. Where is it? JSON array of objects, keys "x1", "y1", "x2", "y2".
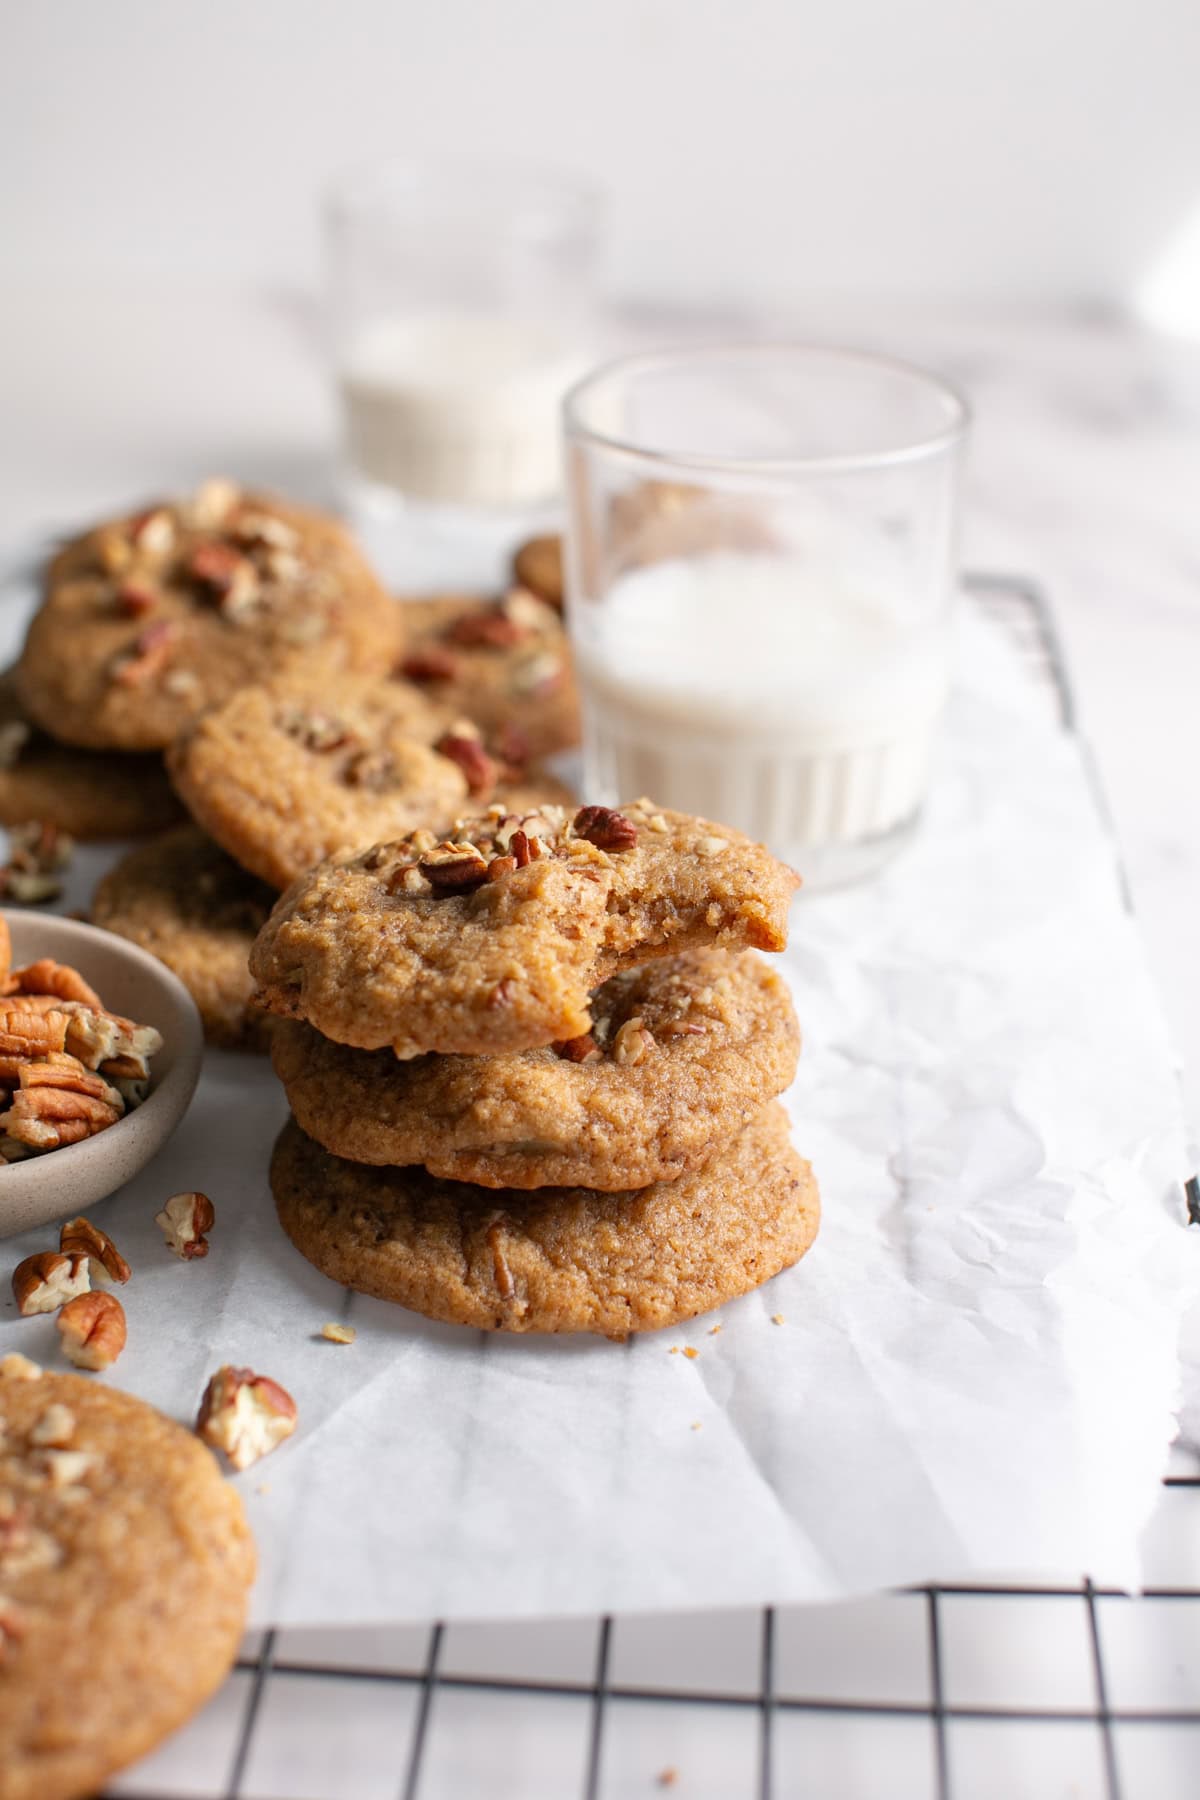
[
  {"x1": 128, "y1": 508, "x2": 176, "y2": 558},
  {"x1": 57, "y1": 1291, "x2": 127, "y2": 1370},
  {"x1": 400, "y1": 646, "x2": 459, "y2": 683},
  {"x1": 446, "y1": 607, "x2": 524, "y2": 649},
  {"x1": 417, "y1": 842, "x2": 490, "y2": 894},
  {"x1": 509, "y1": 829, "x2": 542, "y2": 867},
  {"x1": 435, "y1": 730, "x2": 497, "y2": 798},
  {"x1": 60, "y1": 1216, "x2": 131, "y2": 1285},
  {"x1": 197, "y1": 1365, "x2": 297, "y2": 1470},
  {"x1": 511, "y1": 650, "x2": 563, "y2": 696},
  {"x1": 281, "y1": 707, "x2": 355, "y2": 754},
  {"x1": 554, "y1": 1033, "x2": 600, "y2": 1063},
  {"x1": 613, "y1": 1016, "x2": 654, "y2": 1067},
  {"x1": 188, "y1": 542, "x2": 258, "y2": 614},
  {"x1": 156, "y1": 1191, "x2": 215, "y2": 1259},
  {"x1": 486, "y1": 855, "x2": 517, "y2": 881},
  {"x1": 573, "y1": 806, "x2": 639, "y2": 851},
  {"x1": 113, "y1": 619, "x2": 180, "y2": 687},
  {"x1": 486, "y1": 1220, "x2": 516, "y2": 1301},
  {"x1": 231, "y1": 510, "x2": 299, "y2": 551},
  {"x1": 115, "y1": 579, "x2": 160, "y2": 617},
  {"x1": 188, "y1": 478, "x2": 241, "y2": 530}
]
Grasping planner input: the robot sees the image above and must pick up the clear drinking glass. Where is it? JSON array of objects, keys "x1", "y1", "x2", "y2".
[
  {"x1": 327, "y1": 154, "x2": 602, "y2": 589},
  {"x1": 563, "y1": 345, "x2": 969, "y2": 889}
]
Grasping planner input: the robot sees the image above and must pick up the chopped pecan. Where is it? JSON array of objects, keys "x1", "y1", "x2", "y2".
[
  {"x1": 7, "y1": 959, "x2": 103, "y2": 1010},
  {"x1": 554, "y1": 1033, "x2": 600, "y2": 1063},
  {"x1": 188, "y1": 541, "x2": 258, "y2": 614},
  {"x1": 128, "y1": 507, "x2": 176, "y2": 558},
  {"x1": 115, "y1": 579, "x2": 160, "y2": 617},
  {"x1": 399, "y1": 646, "x2": 459, "y2": 683},
  {"x1": 0, "y1": 1353, "x2": 42, "y2": 1381},
  {"x1": 95, "y1": 526, "x2": 133, "y2": 576},
  {"x1": 57, "y1": 1291, "x2": 126, "y2": 1369},
  {"x1": 612, "y1": 1016, "x2": 654, "y2": 1067},
  {"x1": 511, "y1": 650, "x2": 563, "y2": 696},
  {"x1": 485, "y1": 1219, "x2": 516, "y2": 1301},
  {"x1": 156, "y1": 1191, "x2": 215, "y2": 1259},
  {"x1": 512, "y1": 533, "x2": 564, "y2": 607},
  {"x1": 60, "y1": 1216, "x2": 131, "y2": 1285},
  {"x1": 382, "y1": 862, "x2": 428, "y2": 896},
  {"x1": 0, "y1": 821, "x2": 74, "y2": 904},
  {"x1": 509, "y1": 829, "x2": 542, "y2": 867},
  {"x1": 28, "y1": 1402, "x2": 77, "y2": 1447},
  {"x1": 36, "y1": 1448, "x2": 94, "y2": 1489},
  {"x1": 417, "y1": 842, "x2": 490, "y2": 894},
  {"x1": 320, "y1": 1322, "x2": 356, "y2": 1345},
  {"x1": 0, "y1": 1510, "x2": 61, "y2": 1576},
  {"x1": 196, "y1": 1365, "x2": 297, "y2": 1470},
  {"x1": 446, "y1": 607, "x2": 524, "y2": 649},
  {"x1": 5, "y1": 1064, "x2": 124, "y2": 1150},
  {"x1": 435, "y1": 730, "x2": 497, "y2": 798},
  {"x1": 342, "y1": 747, "x2": 395, "y2": 791},
  {"x1": 486, "y1": 854, "x2": 517, "y2": 881},
  {"x1": 113, "y1": 620, "x2": 180, "y2": 686},
  {"x1": 188, "y1": 478, "x2": 241, "y2": 530},
  {"x1": 573, "y1": 806, "x2": 639, "y2": 851},
  {"x1": 231, "y1": 509, "x2": 298, "y2": 551},
  {"x1": 11, "y1": 1251, "x2": 91, "y2": 1317},
  {"x1": 280, "y1": 707, "x2": 355, "y2": 753}
]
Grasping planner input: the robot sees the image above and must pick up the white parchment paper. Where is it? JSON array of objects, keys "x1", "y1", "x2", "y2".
[{"x1": 0, "y1": 598, "x2": 1195, "y2": 1625}]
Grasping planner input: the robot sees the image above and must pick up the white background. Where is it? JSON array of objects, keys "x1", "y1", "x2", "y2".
[{"x1": 5, "y1": 0, "x2": 1200, "y2": 307}]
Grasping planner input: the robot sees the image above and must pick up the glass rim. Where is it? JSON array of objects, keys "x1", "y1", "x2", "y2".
[
  {"x1": 562, "y1": 342, "x2": 971, "y2": 475},
  {"x1": 325, "y1": 150, "x2": 603, "y2": 233}
]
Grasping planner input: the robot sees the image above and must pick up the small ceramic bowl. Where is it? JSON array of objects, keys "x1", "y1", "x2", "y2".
[{"x1": 0, "y1": 911, "x2": 203, "y2": 1239}]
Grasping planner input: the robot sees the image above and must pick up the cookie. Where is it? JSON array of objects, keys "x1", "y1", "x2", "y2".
[
  {"x1": 0, "y1": 1358, "x2": 254, "y2": 1800},
  {"x1": 91, "y1": 824, "x2": 276, "y2": 1049},
  {"x1": 16, "y1": 480, "x2": 398, "y2": 753},
  {"x1": 271, "y1": 1102, "x2": 818, "y2": 1336},
  {"x1": 250, "y1": 800, "x2": 799, "y2": 1057},
  {"x1": 396, "y1": 588, "x2": 578, "y2": 760},
  {"x1": 511, "y1": 534, "x2": 563, "y2": 609},
  {"x1": 271, "y1": 948, "x2": 800, "y2": 1189},
  {"x1": 0, "y1": 670, "x2": 182, "y2": 840},
  {"x1": 168, "y1": 671, "x2": 574, "y2": 892}
]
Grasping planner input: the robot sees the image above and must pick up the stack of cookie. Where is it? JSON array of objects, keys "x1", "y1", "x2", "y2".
[
  {"x1": 42, "y1": 484, "x2": 579, "y2": 1045},
  {"x1": 251, "y1": 799, "x2": 819, "y2": 1338}
]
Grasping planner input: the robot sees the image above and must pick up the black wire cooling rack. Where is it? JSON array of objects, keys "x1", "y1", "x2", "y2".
[{"x1": 107, "y1": 577, "x2": 1200, "y2": 1800}]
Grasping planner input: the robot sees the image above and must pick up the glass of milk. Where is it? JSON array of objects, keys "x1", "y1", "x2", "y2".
[
  {"x1": 563, "y1": 345, "x2": 969, "y2": 889},
  {"x1": 327, "y1": 155, "x2": 601, "y2": 589}
]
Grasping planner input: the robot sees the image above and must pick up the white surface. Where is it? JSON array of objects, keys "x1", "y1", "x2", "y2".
[
  {"x1": 1, "y1": 603, "x2": 1193, "y2": 1631},
  {"x1": 5, "y1": 0, "x2": 1200, "y2": 307}
]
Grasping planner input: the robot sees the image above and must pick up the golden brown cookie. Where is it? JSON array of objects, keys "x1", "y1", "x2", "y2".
[
  {"x1": 0, "y1": 671, "x2": 182, "y2": 840},
  {"x1": 91, "y1": 825, "x2": 276, "y2": 1049},
  {"x1": 250, "y1": 800, "x2": 799, "y2": 1058},
  {"x1": 271, "y1": 1103, "x2": 818, "y2": 1336},
  {"x1": 16, "y1": 480, "x2": 399, "y2": 753},
  {"x1": 168, "y1": 670, "x2": 574, "y2": 892},
  {"x1": 0, "y1": 1358, "x2": 254, "y2": 1800},
  {"x1": 271, "y1": 948, "x2": 800, "y2": 1189},
  {"x1": 396, "y1": 588, "x2": 578, "y2": 761}
]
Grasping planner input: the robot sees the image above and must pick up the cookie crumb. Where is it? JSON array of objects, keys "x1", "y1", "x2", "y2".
[
  {"x1": 657, "y1": 1770, "x2": 679, "y2": 1789},
  {"x1": 771, "y1": 1313, "x2": 786, "y2": 1326},
  {"x1": 683, "y1": 1346, "x2": 699, "y2": 1360},
  {"x1": 691, "y1": 1421, "x2": 702, "y2": 1431},
  {"x1": 320, "y1": 1322, "x2": 356, "y2": 1345},
  {"x1": 708, "y1": 1324, "x2": 723, "y2": 1336},
  {"x1": 669, "y1": 1346, "x2": 679, "y2": 1355}
]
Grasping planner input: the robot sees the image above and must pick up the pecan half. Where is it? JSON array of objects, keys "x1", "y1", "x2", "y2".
[
  {"x1": 60, "y1": 1216, "x2": 131, "y2": 1285},
  {"x1": 196, "y1": 1365, "x2": 297, "y2": 1470},
  {"x1": 113, "y1": 620, "x2": 180, "y2": 686},
  {"x1": 573, "y1": 806, "x2": 639, "y2": 851},
  {"x1": 56, "y1": 1291, "x2": 126, "y2": 1370},
  {"x1": 11, "y1": 1251, "x2": 91, "y2": 1316},
  {"x1": 417, "y1": 842, "x2": 490, "y2": 894},
  {"x1": 7, "y1": 959, "x2": 103, "y2": 1010},
  {"x1": 509, "y1": 829, "x2": 542, "y2": 867},
  {"x1": 446, "y1": 607, "x2": 524, "y2": 649},
  {"x1": 399, "y1": 646, "x2": 459, "y2": 683},
  {"x1": 0, "y1": 1007, "x2": 70, "y2": 1062},
  {"x1": 435, "y1": 730, "x2": 496, "y2": 798},
  {"x1": 156, "y1": 1191, "x2": 215, "y2": 1259}
]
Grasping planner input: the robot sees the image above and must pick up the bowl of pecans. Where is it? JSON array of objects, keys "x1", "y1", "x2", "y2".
[{"x1": 0, "y1": 910, "x2": 203, "y2": 1237}]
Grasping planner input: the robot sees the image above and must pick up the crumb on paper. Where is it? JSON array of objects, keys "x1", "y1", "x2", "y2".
[
  {"x1": 255, "y1": 1483, "x2": 271, "y2": 1496},
  {"x1": 320, "y1": 1322, "x2": 356, "y2": 1344},
  {"x1": 657, "y1": 1770, "x2": 679, "y2": 1789},
  {"x1": 708, "y1": 1324, "x2": 722, "y2": 1335},
  {"x1": 691, "y1": 1421, "x2": 702, "y2": 1431},
  {"x1": 669, "y1": 1346, "x2": 679, "y2": 1355},
  {"x1": 771, "y1": 1313, "x2": 786, "y2": 1326},
  {"x1": 683, "y1": 1346, "x2": 699, "y2": 1360}
]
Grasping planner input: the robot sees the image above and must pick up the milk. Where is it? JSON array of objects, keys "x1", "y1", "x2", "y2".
[
  {"x1": 339, "y1": 314, "x2": 585, "y2": 508},
  {"x1": 573, "y1": 552, "x2": 951, "y2": 880}
]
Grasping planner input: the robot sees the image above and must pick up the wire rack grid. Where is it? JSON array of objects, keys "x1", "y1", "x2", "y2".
[{"x1": 106, "y1": 576, "x2": 1199, "y2": 1800}]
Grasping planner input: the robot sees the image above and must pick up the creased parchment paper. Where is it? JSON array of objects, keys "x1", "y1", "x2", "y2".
[{"x1": 0, "y1": 599, "x2": 1194, "y2": 1625}]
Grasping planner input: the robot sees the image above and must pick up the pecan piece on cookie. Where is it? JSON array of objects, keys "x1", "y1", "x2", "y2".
[
  {"x1": 435, "y1": 729, "x2": 497, "y2": 798},
  {"x1": 113, "y1": 620, "x2": 180, "y2": 687},
  {"x1": 573, "y1": 805, "x2": 639, "y2": 851},
  {"x1": 417, "y1": 842, "x2": 490, "y2": 894},
  {"x1": 399, "y1": 646, "x2": 459, "y2": 683}
]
